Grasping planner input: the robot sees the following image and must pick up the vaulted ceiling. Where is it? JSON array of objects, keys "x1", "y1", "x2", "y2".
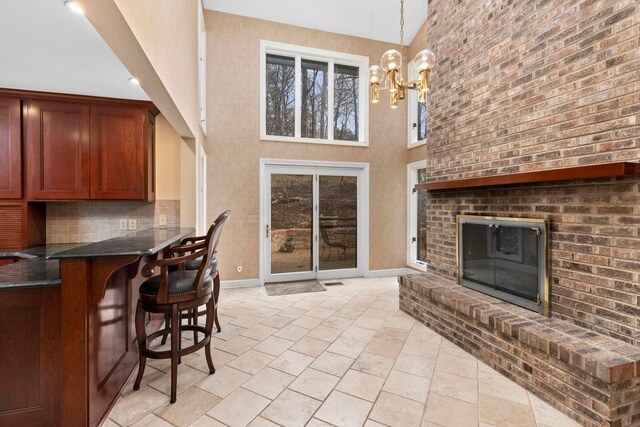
[{"x1": 204, "y1": 0, "x2": 428, "y2": 45}]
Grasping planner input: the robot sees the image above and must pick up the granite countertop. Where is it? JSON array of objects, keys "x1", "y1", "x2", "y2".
[
  {"x1": 0, "y1": 228, "x2": 194, "y2": 290},
  {"x1": 0, "y1": 244, "x2": 86, "y2": 290},
  {"x1": 48, "y1": 227, "x2": 194, "y2": 259}
]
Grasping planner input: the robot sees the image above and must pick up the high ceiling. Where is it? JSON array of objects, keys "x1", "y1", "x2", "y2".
[
  {"x1": 0, "y1": 0, "x2": 149, "y2": 100},
  {"x1": 204, "y1": 0, "x2": 428, "y2": 45}
]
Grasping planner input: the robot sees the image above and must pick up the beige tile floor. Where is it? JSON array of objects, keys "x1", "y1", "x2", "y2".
[{"x1": 106, "y1": 277, "x2": 581, "y2": 427}]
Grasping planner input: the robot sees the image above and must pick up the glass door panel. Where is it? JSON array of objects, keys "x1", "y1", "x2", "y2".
[
  {"x1": 264, "y1": 163, "x2": 364, "y2": 283},
  {"x1": 319, "y1": 175, "x2": 357, "y2": 271},
  {"x1": 494, "y1": 225, "x2": 539, "y2": 302},
  {"x1": 461, "y1": 223, "x2": 495, "y2": 287},
  {"x1": 269, "y1": 173, "x2": 314, "y2": 276}
]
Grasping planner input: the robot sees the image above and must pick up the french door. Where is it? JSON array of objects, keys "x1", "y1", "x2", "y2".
[{"x1": 262, "y1": 162, "x2": 366, "y2": 283}]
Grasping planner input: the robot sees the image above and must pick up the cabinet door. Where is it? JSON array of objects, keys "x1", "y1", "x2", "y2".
[
  {"x1": 27, "y1": 100, "x2": 91, "y2": 200},
  {"x1": 90, "y1": 106, "x2": 146, "y2": 200},
  {"x1": 0, "y1": 97, "x2": 22, "y2": 199}
]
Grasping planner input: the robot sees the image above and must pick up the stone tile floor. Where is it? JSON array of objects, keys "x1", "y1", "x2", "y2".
[{"x1": 105, "y1": 277, "x2": 581, "y2": 427}]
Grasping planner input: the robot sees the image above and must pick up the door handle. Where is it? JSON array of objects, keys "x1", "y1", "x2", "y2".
[{"x1": 266, "y1": 224, "x2": 270, "y2": 238}]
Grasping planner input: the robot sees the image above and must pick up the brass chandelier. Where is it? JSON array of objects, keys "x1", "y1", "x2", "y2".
[{"x1": 368, "y1": 0, "x2": 435, "y2": 108}]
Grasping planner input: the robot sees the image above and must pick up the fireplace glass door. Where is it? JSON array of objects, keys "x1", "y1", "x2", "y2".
[{"x1": 459, "y1": 216, "x2": 547, "y2": 314}]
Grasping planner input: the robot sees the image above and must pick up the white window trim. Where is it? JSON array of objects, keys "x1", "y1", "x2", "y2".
[
  {"x1": 197, "y1": 1, "x2": 206, "y2": 135},
  {"x1": 260, "y1": 40, "x2": 369, "y2": 147},
  {"x1": 407, "y1": 160, "x2": 427, "y2": 271},
  {"x1": 407, "y1": 60, "x2": 426, "y2": 149}
]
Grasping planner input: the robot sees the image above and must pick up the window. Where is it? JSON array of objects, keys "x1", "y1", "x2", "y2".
[
  {"x1": 407, "y1": 161, "x2": 428, "y2": 271},
  {"x1": 407, "y1": 60, "x2": 427, "y2": 148},
  {"x1": 198, "y1": 1, "x2": 206, "y2": 134},
  {"x1": 261, "y1": 41, "x2": 369, "y2": 146}
]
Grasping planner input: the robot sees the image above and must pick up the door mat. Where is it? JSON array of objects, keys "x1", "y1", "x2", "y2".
[{"x1": 265, "y1": 280, "x2": 326, "y2": 296}]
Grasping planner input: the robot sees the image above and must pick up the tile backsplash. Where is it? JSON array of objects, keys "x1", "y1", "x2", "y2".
[{"x1": 46, "y1": 200, "x2": 180, "y2": 243}]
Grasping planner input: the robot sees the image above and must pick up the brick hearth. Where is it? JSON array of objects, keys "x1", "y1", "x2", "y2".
[{"x1": 399, "y1": 273, "x2": 640, "y2": 427}]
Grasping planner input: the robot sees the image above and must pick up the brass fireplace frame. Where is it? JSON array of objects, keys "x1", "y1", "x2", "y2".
[{"x1": 456, "y1": 215, "x2": 550, "y2": 316}]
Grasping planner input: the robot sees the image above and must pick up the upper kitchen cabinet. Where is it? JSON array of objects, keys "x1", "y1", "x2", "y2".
[
  {"x1": 26, "y1": 99, "x2": 91, "y2": 200},
  {"x1": 14, "y1": 90, "x2": 158, "y2": 202},
  {"x1": 90, "y1": 105, "x2": 155, "y2": 201},
  {"x1": 0, "y1": 97, "x2": 22, "y2": 199}
]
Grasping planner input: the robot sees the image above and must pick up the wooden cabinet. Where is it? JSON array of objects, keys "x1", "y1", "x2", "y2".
[
  {"x1": 0, "y1": 97, "x2": 22, "y2": 199},
  {"x1": 0, "y1": 89, "x2": 157, "y2": 249},
  {"x1": 19, "y1": 94, "x2": 156, "y2": 202},
  {"x1": 90, "y1": 106, "x2": 155, "y2": 201},
  {"x1": 0, "y1": 202, "x2": 45, "y2": 250},
  {"x1": 26, "y1": 100, "x2": 91, "y2": 200},
  {"x1": 0, "y1": 286, "x2": 60, "y2": 426}
]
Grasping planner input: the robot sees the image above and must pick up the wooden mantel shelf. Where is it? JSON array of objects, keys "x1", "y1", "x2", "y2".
[{"x1": 415, "y1": 162, "x2": 640, "y2": 191}]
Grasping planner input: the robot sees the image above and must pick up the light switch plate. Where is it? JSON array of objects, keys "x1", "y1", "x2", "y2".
[
  {"x1": 128, "y1": 219, "x2": 137, "y2": 230},
  {"x1": 159, "y1": 214, "x2": 167, "y2": 226},
  {"x1": 119, "y1": 219, "x2": 128, "y2": 230}
]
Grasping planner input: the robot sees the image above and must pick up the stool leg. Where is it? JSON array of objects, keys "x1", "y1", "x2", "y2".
[
  {"x1": 170, "y1": 305, "x2": 179, "y2": 403},
  {"x1": 214, "y1": 274, "x2": 221, "y2": 333},
  {"x1": 133, "y1": 301, "x2": 147, "y2": 391},
  {"x1": 204, "y1": 296, "x2": 216, "y2": 375},
  {"x1": 192, "y1": 309, "x2": 198, "y2": 343},
  {"x1": 161, "y1": 313, "x2": 170, "y2": 345},
  {"x1": 178, "y1": 311, "x2": 182, "y2": 365}
]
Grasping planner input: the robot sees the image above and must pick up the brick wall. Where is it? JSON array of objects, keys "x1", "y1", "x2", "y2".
[{"x1": 423, "y1": 0, "x2": 640, "y2": 344}]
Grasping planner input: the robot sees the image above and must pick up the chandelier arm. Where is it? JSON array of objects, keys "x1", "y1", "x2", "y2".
[{"x1": 400, "y1": 0, "x2": 404, "y2": 47}]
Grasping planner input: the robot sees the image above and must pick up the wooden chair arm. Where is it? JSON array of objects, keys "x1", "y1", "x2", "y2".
[
  {"x1": 142, "y1": 248, "x2": 207, "y2": 278},
  {"x1": 180, "y1": 235, "x2": 207, "y2": 245},
  {"x1": 166, "y1": 241, "x2": 207, "y2": 257}
]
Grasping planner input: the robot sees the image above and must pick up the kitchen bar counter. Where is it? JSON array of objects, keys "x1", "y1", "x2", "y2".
[
  {"x1": 0, "y1": 244, "x2": 84, "y2": 289},
  {"x1": 49, "y1": 227, "x2": 193, "y2": 259},
  {"x1": 0, "y1": 227, "x2": 194, "y2": 427},
  {"x1": 0, "y1": 229, "x2": 192, "y2": 289}
]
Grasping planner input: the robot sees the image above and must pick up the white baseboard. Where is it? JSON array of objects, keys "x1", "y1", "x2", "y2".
[
  {"x1": 365, "y1": 268, "x2": 414, "y2": 278},
  {"x1": 220, "y1": 278, "x2": 262, "y2": 289}
]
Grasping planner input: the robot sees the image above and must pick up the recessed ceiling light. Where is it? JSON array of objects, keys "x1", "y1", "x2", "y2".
[
  {"x1": 129, "y1": 77, "x2": 140, "y2": 85},
  {"x1": 65, "y1": 1, "x2": 84, "y2": 14}
]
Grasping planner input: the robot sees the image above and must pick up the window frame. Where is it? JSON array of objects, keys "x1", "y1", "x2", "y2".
[
  {"x1": 406, "y1": 60, "x2": 427, "y2": 149},
  {"x1": 260, "y1": 40, "x2": 369, "y2": 147},
  {"x1": 407, "y1": 160, "x2": 427, "y2": 271}
]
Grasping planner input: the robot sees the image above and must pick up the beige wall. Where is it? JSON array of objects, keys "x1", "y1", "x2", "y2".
[
  {"x1": 155, "y1": 114, "x2": 182, "y2": 200},
  {"x1": 112, "y1": 0, "x2": 202, "y2": 139},
  {"x1": 206, "y1": 11, "x2": 411, "y2": 281}
]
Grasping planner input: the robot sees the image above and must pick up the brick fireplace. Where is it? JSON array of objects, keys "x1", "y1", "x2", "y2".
[
  {"x1": 400, "y1": 0, "x2": 639, "y2": 425},
  {"x1": 420, "y1": 0, "x2": 639, "y2": 345}
]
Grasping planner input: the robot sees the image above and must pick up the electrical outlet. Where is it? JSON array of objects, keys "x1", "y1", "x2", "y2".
[
  {"x1": 128, "y1": 219, "x2": 137, "y2": 230},
  {"x1": 236, "y1": 263, "x2": 243, "y2": 273},
  {"x1": 119, "y1": 219, "x2": 128, "y2": 230},
  {"x1": 248, "y1": 215, "x2": 258, "y2": 224},
  {"x1": 158, "y1": 214, "x2": 167, "y2": 226}
]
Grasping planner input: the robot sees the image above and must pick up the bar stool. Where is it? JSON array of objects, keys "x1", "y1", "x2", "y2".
[
  {"x1": 133, "y1": 211, "x2": 230, "y2": 403},
  {"x1": 162, "y1": 211, "x2": 229, "y2": 343}
]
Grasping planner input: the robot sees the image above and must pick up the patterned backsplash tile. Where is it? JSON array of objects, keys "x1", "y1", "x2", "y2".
[{"x1": 46, "y1": 200, "x2": 180, "y2": 244}]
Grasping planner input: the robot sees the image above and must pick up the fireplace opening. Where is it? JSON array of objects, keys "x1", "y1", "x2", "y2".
[{"x1": 457, "y1": 215, "x2": 549, "y2": 316}]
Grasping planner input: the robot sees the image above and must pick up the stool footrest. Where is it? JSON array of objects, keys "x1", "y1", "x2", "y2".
[{"x1": 142, "y1": 324, "x2": 210, "y2": 360}]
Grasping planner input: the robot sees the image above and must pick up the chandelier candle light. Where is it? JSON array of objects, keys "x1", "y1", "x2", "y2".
[{"x1": 368, "y1": 0, "x2": 435, "y2": 108}]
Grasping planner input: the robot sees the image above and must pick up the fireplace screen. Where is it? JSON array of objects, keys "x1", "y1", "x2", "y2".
[{"x1": 457, "y1": 215, "x2": 549, "y2": 316}]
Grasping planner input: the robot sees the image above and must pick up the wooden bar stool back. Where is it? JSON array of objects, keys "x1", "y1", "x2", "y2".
[
  {"x1": 171, "y1": 211, "x2": 230, "y2": 333},
  {"x1": 133, "y1": 211, "x2": 230, "y2": 403}
]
